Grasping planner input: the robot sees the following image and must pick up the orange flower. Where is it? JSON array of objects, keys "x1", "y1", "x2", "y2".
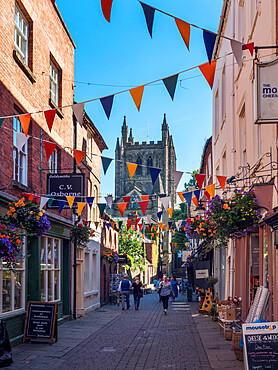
[
  {"x1": 16, "y1": 239, "x2": 20, "y2": 244},
  {"x1": 223, "y1": 203, "x2": 230, "y2": 210},
  {"x1": 10, "y1": 207, "x2": 15, "y2": 212}
]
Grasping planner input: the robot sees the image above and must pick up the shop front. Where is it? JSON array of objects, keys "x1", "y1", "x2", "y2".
[{"x1": 0, "y1": 191, "x2": 73, "y2": 346}]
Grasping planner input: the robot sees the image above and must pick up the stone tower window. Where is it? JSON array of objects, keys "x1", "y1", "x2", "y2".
[
  {"x1": 147, "y1": 156, "x2": 153, "y2": 174},
  {"x1": 136, "y1": 157, "x2": 142, "y2": 175}
]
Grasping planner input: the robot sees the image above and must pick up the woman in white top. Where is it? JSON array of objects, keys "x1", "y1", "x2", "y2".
[{"x1": 159, "y1": 274, "x2": 175, "y2": 315}]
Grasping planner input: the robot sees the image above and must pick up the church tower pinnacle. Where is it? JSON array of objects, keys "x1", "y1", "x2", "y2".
[{"x1": 162, "y1": 113, "x2": 169, "y2": 144}]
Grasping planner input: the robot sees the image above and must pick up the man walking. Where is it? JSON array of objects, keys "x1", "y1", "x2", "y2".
[{"x1": 118, "y1": 275, "x2": 132, "y2": 310}]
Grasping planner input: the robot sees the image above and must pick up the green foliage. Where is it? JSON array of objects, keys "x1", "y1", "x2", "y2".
[
  {"x1": 119, "y1": 224, "x2": 144, "y2": 271},
  {"x1": 184, "y1": 169, "x2": 199, "y2": 192},
  {"x1": 71, "y1": 224, "x2": 91, "y2": 247},
  {"x1": 170, "y1": 207, "x2": 188, "y2": 251}
]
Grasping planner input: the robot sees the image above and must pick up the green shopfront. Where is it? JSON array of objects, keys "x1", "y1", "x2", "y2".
[{"x1": 0, "y1": 192, "x2": 73, "y2": 346}]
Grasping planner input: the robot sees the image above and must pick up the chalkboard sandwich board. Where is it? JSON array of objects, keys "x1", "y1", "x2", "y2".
[
  {"x1": 242, "y1": 321, "x2": 278, "y2": 369},
  {"x1": 23, "y1": 302, "x2": 58, "y2": 344}
]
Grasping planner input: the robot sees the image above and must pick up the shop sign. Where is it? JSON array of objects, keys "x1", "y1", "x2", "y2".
[
  {"x1": 195, "y1": 269, "x2": 209, "y2": 279},
  {"x1": 256, "y1": 58, "x2": 278, "y2": 124},
  {"x1": 117, "y1": 255, "x2": 128, "y2": 264},
  {"x1": 47, "y1": 173, "x2": 85, "y2": 209},
  {"x1": 242, "y1": 321, "x2": 278, "y2": 369},
  {"x1": 23, "y1": 302, "x2": 58, "y2": 344}
]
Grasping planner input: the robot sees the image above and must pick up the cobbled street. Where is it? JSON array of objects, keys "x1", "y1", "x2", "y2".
[{"x1": 11, "y1": 293, "x2": 243, "y2": 370}]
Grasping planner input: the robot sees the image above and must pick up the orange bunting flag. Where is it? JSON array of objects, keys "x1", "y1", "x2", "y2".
[
  {"x1": 158, "y1": 222, "x2": 164, "y2": 231},
  {"x1": 74, "y1": 150, "x2": 85, "y2": 165},
  {"x1": 198, "y1": 60, "x2": 217, "y2": 89},
  {"x1": 177, "y1": 191, "x2": 185, "y2": 202},
  {"x1": 165, "y1": 226, "x2": 168, "y2": 232},
  {"x1": 216, "y1": 175, "x2": 227, "y2": 191},
  {"x1": 168, "y1": 207, "x2": 173, "y2": 218},
  {"x1": 151, "y1": 233, "x2": 154, "y2": 238},
  {"x1": 141, "y1": 195, "x2": 149, "y2": 201},
  {"x1": 205, "y1": 184, "x2": 215, "y2": 198},
  {"x1": 192, "y1": 196, "x2": 198, "y2": 207},
  {"x1": 66, "y1": 196, "x2": 75, "y2": 209},
  {"x1": 77, "y1": 202, "x2": 86, "y2": 216},
  {"x1": 19, "y1": 114, "x2": 31, "y2": 137},
  {"x1": 129, "y1": 85, "x2": 144, "y2": 111},
  {"x1": 44, "y1": 109, "x2": 56, "y2": 132},
  {"x1": 126, "y1": 162, "x2": 137, "y2": 180},
  {"x1": 43, "y1": 141, "x2": 57, "y2": 162},
  {"x1": 117, "y1": 202, "x2": 128, "y2": 217},
  {"x1": 175, "y1": 18, "x2": 190, "y2": 50}
]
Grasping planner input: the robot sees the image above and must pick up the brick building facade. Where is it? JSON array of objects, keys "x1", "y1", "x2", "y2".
[{"x1": 0, "y1": 0, "x2": 108, "y2": 344}]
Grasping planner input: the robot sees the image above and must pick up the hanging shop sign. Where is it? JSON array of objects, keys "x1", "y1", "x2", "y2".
[
  {"x1": 23, "y1": 302, "x2": 58, "y2": 344},
  {"x1": 47, "y1": 173, "x2": 85, "y2": 209},
  {"x1": 193, "y1": 261, "x2": 210, "y2": 289},
  {"x1": 256, "y1": 58, "x2": 278, "y2": 124},
  {"x1": 117, "y1": 255, "x2": 128, "y2": 264},
  {"x1": 242, "y1": 321, "x2": 278, "y2": 369}
]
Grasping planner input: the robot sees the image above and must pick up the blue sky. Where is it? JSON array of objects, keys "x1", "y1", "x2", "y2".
[{"x1": 56, "y1": 0, "x2": 223, "y2": 199}]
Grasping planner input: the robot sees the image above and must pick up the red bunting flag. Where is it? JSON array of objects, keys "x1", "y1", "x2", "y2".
[
  {"x1": 175, "y1": 18, "x2": 190, "y2": 50},
  {"x1": 204, "y1": 190, "x2": 211, "y2": 201},
  {"x1": 127, "y1": 219, "x2": 132, "y2": 231},
  {"x1": 216, "y1": 176, "x2": 227, "y2": 191},
  {"x1": 74, "y1": 150, "x2": 85, "y2": 165},
  {"x1": 122, "y1": 196, "x2": 131, "y2": 207},
  {"x1": 19, "y1": 114, "x2": 31, "y2": 137},
  {"x1": 135, "y1": 217, "x2": 141, "y2": 227},
  {"x1": 187, "y1": 218, "x2": 191, "y2": 225},
  {"x1": 44, "y1": 109, "x2": 56, "y2": 132},
  {"x1": 101, "y1": 0, "x2": 114, "y2": 22},
  {"x1": 139, "y1": 200, "x2": 149, "y2": 215},
  {"x1": 43, "y1": 141, "x2": 57, "y2": 161},
  {"x1": 117, "y1": 202, "x2": 128, "y2": 217},
  {"x1": 146, "y1": 226, "x2": 150, "y2": 231},
  {"x1": 242, "y1": 42, "x2": 254, "y2": 56},
  {"x1": 198, "y1": 60, "x2": 216, "y2": 89},
  {"x1": 138, "y1": 224, "x2": 143, "y2": 231},
  {"x1": 128, "y1": 234, "x2": 131, "y2": 239},
  {"x1": 195, "y1": 174, "x2": 206, "y2": 190}
]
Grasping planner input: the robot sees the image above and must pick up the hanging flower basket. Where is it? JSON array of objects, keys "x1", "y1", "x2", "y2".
[
  {"x1": 102, "y1": 249, "x2": 118, "y2": 264},
  {"x1": 0, "y1": 224, "x2": 22, "y2": 267},
  {"x1": 5, "y1": 196, "x2": 51, "y2": 236},
  {"x1": 206, "y1": 190, "x2": 262, "y2": 246},
  {"x1": 71, "y1": 223, "x2": 91, "y2": 247},
  {"x1": 185, "y1": 217, "x2": 217, "y2": 245}
]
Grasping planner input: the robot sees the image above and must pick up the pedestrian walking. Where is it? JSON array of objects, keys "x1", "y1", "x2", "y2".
[
  {"x1": 132, "y1": 277, "x2": 143, "y2": 310},
  {"x1": 156, "y1": 278, "x2": 162, "y2": 301},
  {"x1": 170, "y1": 276, "x2": 179, "y2": 302},
  {"x1": 158, "y1": 274, "x2": 175, "y2": 315},
  {"x1": 118, "y1": 275, "x2": 132, "y2": 310}
]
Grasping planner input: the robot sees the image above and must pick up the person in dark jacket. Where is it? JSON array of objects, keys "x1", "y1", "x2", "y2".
[
  {"x1": 132, "y1": 277, "x2": 143, "y2": 310},
  {"x1": 118, "y1": 275, "x2": 132, "y2": 310}
]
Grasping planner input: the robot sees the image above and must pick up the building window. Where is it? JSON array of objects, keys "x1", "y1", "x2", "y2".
[
  {"x1": 221, "y1": 65, "x2": 226, "y2": 122},
  {"x1": 50, "y1": 59, "x2": 59, "y2": 106},
  {"x1": 49, "y1": 148, "x2": 58, "y2": 174},
  {"x1": 238, "y1": 1, "x2": 245, "y2": 43},
  {"x1": 14, "y1": 3, "x2": 28, "y2": 65},
  {"x1": 41, "y1": 237, "x2": 61, "y2": 302},
  {"x1": 222, "y1": 151, "x2": 227, "y2": 176},
  {"x1": 84, "y1": 252, "x2": 91, "y2": 293},
  {"x1": 147, "y1": 156, "x2": 153, "y2": 174},
  {"x1": 86, "y1": 131, "x2": 93, "y2": 160},
  {"x1": 13, "y1": 116, "x2": 28, "y2": 186},
  {"x1": 0, "y1": 239, "x2": 25, "y2": 316},
  {"x1": 136, "y1": 157, "x2": 142, "y2": 175},
  {"x1": 214, "y1": 89, "x2": 219, "y2": 138},
  {"x1": 93, "y1": 186, "x2": 98, "y2": 222}
]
